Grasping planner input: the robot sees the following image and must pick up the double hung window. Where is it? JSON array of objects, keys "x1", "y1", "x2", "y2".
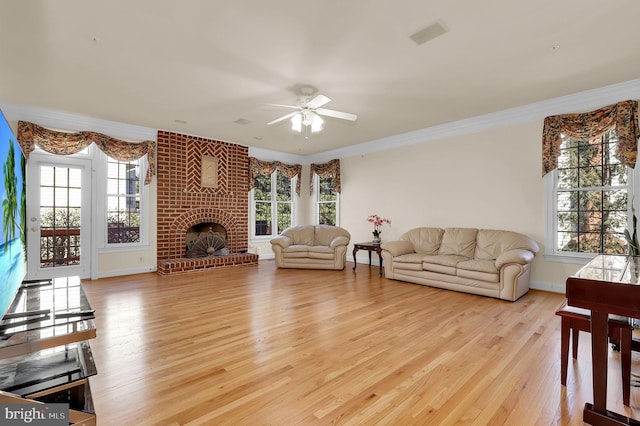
[
  {"x1": 252, "y1": 169, "x2": 294, "y2": 238},
  {"x1": 548, "y1": 128, "x2": 633, "y2": 258},
  {"x1": 106, "y1": 157, "x2": 142, "y2": 245},
  {"x1": 314, "y1": 174, "x2": 339, "y2": 226}
]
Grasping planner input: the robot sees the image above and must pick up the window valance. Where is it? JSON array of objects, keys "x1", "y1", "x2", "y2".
[
  {"x1": 541, "y1": 100, "x2": 639, "y2": 176},
  {"x1": 310, "y1": 159, "x2": 341, "y2": 194},
  {"x1": 248, "y1": 157, "x2": 302, "y2": 196},
  {"x1": 17, "y1": 121, "x2": 157, "y2": 184}
]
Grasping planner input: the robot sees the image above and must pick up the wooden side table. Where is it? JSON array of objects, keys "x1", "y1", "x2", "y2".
[{"x1": 353, "y1": 242, "x2": 383, "y2": 275}]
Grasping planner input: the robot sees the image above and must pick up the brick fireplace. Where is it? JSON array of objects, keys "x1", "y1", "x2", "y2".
[{"x1": 156, "y1": 130, "x2": 258, "y2": 274}]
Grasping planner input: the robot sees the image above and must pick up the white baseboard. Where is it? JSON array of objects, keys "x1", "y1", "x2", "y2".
[
  {"x1": 95, "y1": 264, "x2": 157, "y2": 279},
  {"x1": 529, "y1": 280, "x2": 565, "y2": 294},
  {"x1": 354, "y1": 255, "x2": 382, "y2": 266}
]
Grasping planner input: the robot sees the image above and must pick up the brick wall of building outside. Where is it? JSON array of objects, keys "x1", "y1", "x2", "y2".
[{"x1": 156, "y1": 130, "x2": 251, "y2": 267}]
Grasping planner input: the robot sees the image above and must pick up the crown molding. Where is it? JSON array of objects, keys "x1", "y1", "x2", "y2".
[
  {"x1": 247, "y1": 146, "x2": 307, "y2": 165},
  {"x1": 3, "y1": 78, "x2": 640, "y2": 164},
  {"x1": 304, "y1": 78, "x2": 640, "y2": 164},
  {"x1": 0, "y1": 101, "x2": 157, "y2": 142}
]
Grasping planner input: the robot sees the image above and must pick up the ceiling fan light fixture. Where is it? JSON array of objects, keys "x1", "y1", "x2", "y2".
[
  {"x1": 311, "y1": 114, "x2": 323, "y2": 133},
  {"x1": 291, "y1": 113, "x2": 302, "y2": 132},
  {"x1": 301, "y1": 110, "x2": 313, "y2": 126},
  {"x1": 271, "y1": 92, "x2": 356, "y2": 135},
  {"x1": 291, "y1": 111, "x2": 324, "y2": 134}
]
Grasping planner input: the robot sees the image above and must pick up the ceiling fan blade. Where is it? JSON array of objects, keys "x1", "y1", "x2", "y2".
[
  {"x1": 315, "y1": 108, "x2": 358, "y2": 121},
  {"x1": 267, "y1": 103, "x2": 301, "y2": 110},
  {"x1": 266, "y1": 111, "x2": 299, "y2": 125},
  {"x1": 305, "y1": 94, "x2": 331, "y2": 109}
]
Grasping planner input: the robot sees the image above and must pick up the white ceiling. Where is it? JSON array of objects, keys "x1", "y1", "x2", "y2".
[{"x1": 1, "y1": 0, "x2": 640, "y2": 157}]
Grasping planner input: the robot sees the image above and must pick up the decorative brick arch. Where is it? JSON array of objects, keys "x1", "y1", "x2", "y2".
[{"x1": 170, "y1": 207, "x2": 243, "y2": 257}]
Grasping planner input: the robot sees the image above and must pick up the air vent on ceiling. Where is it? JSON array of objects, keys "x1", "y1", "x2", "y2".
[
  {"x1": 410, "y1": 20, "x2": 449, "y2": 46},
  {"x1": 234, "y1": 118, "x2": 251, "y2": 125}
]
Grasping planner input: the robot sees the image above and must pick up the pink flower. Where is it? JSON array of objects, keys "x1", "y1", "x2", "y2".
[{"x1": 367, "y1": 214, "x2": 391, "y2": 235}]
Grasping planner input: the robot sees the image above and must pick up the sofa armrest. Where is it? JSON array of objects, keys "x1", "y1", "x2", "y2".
[
  {"x1": 495, "y1": 249, "x2": 534, "y2": 269},
  {"x1": 270, "y1": 235, "x2": 293, "y2": 248},
  {"x1": 380, "y1": 240, "x2": 415, "y2": 257},
  {"x1": 330, "y1": 236, "x2": 350, "y2": 248}
]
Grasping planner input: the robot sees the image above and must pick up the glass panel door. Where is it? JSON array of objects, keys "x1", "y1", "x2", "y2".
[{"x1": 27, "y1": 154, "x2": 91, "y2": 279}]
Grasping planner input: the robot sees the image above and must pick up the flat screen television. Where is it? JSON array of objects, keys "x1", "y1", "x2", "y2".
[{"x1": 0, "y1": 109, "x2": 27, "y2": 320}]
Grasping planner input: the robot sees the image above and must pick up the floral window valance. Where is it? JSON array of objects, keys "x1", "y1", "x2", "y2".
[
  {"x1": 310, "y1": 159, "x2": 341, "y2": 194},
  {"x1": 541, "y1": 100, "x2": 639, "y2": 176},
  {"x1": 17, "y1": 121, "x2": 157, "y2": 184},
  {"x1": 248, "y1": 157, "x2": 302, "y2": 196}
]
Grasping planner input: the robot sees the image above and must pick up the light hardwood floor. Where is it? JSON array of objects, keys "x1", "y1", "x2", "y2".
[{"x1": 82, "y1": 260, "x2": 640, "y2": 425}]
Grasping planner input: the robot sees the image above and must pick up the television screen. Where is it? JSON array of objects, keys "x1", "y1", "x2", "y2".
[{"x1": 0, "y1": 109, "x2": 27, "y2": 319}]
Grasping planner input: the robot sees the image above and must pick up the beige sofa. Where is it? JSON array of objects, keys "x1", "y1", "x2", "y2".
[
  {"x1": 270, "y1": 225, "x2": 351, "y2": 270},
  {"x1": 380, "y1": 227, "x2": 539, "y2": 301}
]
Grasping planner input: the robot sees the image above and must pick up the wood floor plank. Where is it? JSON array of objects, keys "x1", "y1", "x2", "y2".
[{"x1": 81, "y1": 260, "x2": 640, "y2": 425}]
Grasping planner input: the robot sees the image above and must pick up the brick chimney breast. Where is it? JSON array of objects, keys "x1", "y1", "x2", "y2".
[{"x1": 156, "y1": 131, "x2": 257, "y2": 274}]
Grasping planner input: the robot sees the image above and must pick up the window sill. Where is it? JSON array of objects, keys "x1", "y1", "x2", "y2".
[
  {"x1": 251, "y1": 236, "x2": 275, "y2": 242},
  {"x1": 543, "y1": 251, "x2": 597, "y2": 265},
  {"x1": 98, "y1": 244, "x2": 150, "y2": 254}
]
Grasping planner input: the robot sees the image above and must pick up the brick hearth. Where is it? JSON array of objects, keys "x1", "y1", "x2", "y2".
[
  {"x1": 157, "y1": 253, "x2": 258, "y2": 274},
  {"x1": 156, "y1": 130, "x2": 258, "y2": 274}
]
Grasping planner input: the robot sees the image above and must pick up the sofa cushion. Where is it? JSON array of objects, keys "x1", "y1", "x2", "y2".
[
  {"x1": 438, "y1": 228, "x2": 478, "y2": 257},
  {"x1": 282, "y1": 226, "x2": 315, "y2": 246},
  {"x1": 422, "y1": 263, "x2": 456, "y2": 275},
  {"x1": 475, "y1": 229, "x2": 540, "y2": 260},
  {"x1": 456, "y1": 268, "x2": 500, "y2": 283},
  {"x1": 314, "y1": 225, "x2": 351, "y2": 246},
  {"x1": 393, "y1": 253, "x2": 424, "y2": 264},
  {"x1": 456, "y1": 258, "x2": 498, "y2": 274},
  {"x1": 308, "y1": 246, "x2": 335, "y2": 259},
  {"x1": 422, "y1": 254, "x2": 468, "y2": 267},
  {"x1": 393, "y1": 263, "x2": 423, "y2": 272},
  {"x1": 454, "y1": 259, "x2": 500, "y2": 283},
  {"x1": 392, "y1": 253, "x2": 424, "y2": 271},
  {"x1": 282, "y1": 245, "x2": 310, "y2": 258},
  {"x1": 422, "y1": 254, "x2": 470, "y2": 275},
  {"x1": 282, "y1": 245, "x2": 309, "y2": 253},
  {"x1": 308, "y1": 250, "x2": 336, "y2": 260},
  {"x1": 402, "y1": 227, "x2": 444, "y2": 254}
]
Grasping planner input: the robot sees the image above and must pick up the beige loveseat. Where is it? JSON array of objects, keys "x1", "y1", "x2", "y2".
[
  {"x1": 270, "y1": 225, "x2": 351, "y2": 270},
  {"x1": 381, "y1": 227, "x2": 539, "y2": 301}
]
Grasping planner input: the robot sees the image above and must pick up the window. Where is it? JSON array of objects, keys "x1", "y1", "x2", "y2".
[
  {"x1": 547, "y1": 128, "x2": 634, "y2": 259},
  {"x1": 252, "y1": 169, "x2": 294, "y2": 238},
  {"x1": 105, "y1": 157, "x2": 143, "y2": 245},
  {"x1": 315, "y1": 174, "x2": 339, "y2": 225}
]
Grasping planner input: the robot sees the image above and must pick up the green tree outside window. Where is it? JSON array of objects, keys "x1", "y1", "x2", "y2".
[{"x1": 556, "y1": 129, "x2": 629, "y2": 254}]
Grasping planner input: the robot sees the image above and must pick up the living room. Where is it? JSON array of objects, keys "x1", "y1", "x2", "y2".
[{"x1": 2, "y1": 1, "x2": 640, "y2": 424}]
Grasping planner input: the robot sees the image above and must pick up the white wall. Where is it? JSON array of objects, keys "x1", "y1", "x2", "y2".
[{"x1": 339, "y1": 119, "x2": 576, "y2": 291}]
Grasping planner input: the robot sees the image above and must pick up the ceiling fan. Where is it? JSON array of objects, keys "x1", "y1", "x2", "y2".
[{"x1": 266, "y1": 92, "x2": 357, "y2": 137}]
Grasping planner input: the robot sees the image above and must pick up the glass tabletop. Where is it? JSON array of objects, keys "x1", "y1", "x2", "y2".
[
  {"x1": 0, "y1": 276, "x2": 96, "y2": 356},
  {"x1": 572, "y1": 254, "x2": 640, "y2": 285}
]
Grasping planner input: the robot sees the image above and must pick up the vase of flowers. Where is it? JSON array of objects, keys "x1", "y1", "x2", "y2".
[{"x1": 368, "y1": 214, "x2": 391, "y2": 244}]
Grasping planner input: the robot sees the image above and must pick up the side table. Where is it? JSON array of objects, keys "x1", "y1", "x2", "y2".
[{"x1": 353, "y1": 242, "x2": 383, "y2": 275}]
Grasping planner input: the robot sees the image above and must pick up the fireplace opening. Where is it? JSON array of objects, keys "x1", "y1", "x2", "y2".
[{"x1": 186, "y1": 223, "x2": 229, "y2": 258}]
